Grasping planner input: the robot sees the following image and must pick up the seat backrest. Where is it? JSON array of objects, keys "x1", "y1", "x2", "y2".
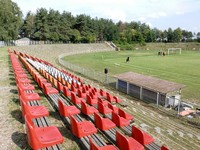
[
  {"x1": 57, "y1": 82, "x2": 63, "y2": 92},
  {"x1": 97, "y1": 101, "x2": 104, "y2": 113},
  {"x1": 111, "y1": 112, "x2": 120, "y2": 126},
  {"x1": 24, "y1": 114, "x2": 36, "y2": 149},
  {"x1": 94, "y1": 112, "x2": 103, "y2": 130},
  {"x1": 86, "y1": 94, "x2": 92, "y2": 105},
  {"x1": 118, "y1": 108, "x2": 126, "y2": 118},
  {"x1": 81, "y1": 101, "x2": 88, "y2": 114},
  {"x1": 116, "y1": 131, "x2": 130, "y2": 150},
  {"x1": 77, "y1": 89, "x2": 83, "y2": 98},
  {"x1": 89, "y1": 137, "x2": 99, "y2": 150},
  {"x1": 70, "y1": 116, "x2": 79, "y2": 136},
  {"x1": 58, "y1": 99, "x2": 65, "y2": 116},
  {"x1": 63, "y1": 86, "x2": 71, "y2": 97},
  {"x1": 161, "y1": 146, "x2": 169, "y2": 150},
  {"x1": 71, "y1": 92, "x2": 79, "y2": 104},
  {"x1": 132, "y1": 126, "x2": 144, "y2": 145},
  {"x1": 107, "y1": 103, "x2": 113, "y2": 110}
]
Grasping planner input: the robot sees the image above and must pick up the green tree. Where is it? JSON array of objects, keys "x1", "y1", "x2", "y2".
[
  {"x1": 0, "y1": 0, "x2": 22, "y2": 40},
  {"x1": 173, "y1": 27, "x2": 182, "y2": 42},
  {"x1": 33, "y1": 8, "x2": 49, "y2": 40},
  {"x1": 22, "y1": 11, "x2": 35, "y2": 38}
]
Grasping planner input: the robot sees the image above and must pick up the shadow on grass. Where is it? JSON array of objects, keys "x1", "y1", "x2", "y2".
[
  {"x1": 49, "y1": 110, "x2": 62, "y2": 121},
  {"x1": 10, "y1": 82, "x2": 16, "y2": 86},
  {"x1": 11, "y1": 131, "x2": 29, "y2": 150},
  {"x1": 10, "y1": 89, "x2": 18, "y2": 94},
  {"x1": 11, "y1": 109, "x2": 23, "y2": 124}
]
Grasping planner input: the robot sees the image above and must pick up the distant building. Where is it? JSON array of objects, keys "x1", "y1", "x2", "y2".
[
  {"x1": 114, "y1": 72, "x2": 185, "y2": 107},
  {"x1": 15, "y1": 38, "x2": 30, "y2": 46}
]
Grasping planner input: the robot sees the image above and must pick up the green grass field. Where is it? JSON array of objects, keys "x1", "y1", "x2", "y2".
[{"x1": 63, "y1": 50, "x2": 200, "y2": 104}]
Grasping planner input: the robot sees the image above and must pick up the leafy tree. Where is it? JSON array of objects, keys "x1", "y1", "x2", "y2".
[
  {"x1": 0, "y1": 0, "x2": 22, "y2": 40},
  {"x1": 21, "y1": 11, "x2": 35, "y2": 38},
  {"x1": 173, "y1": 27, "x2": 182, "y2": 42},
  {"x1": 33, "y1": 8, "x2": 49, "y2": 40}
]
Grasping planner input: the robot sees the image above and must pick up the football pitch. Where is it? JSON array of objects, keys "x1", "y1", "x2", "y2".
[{"x1": 63, "y1": 50, "x2": 200, "y2": 104}]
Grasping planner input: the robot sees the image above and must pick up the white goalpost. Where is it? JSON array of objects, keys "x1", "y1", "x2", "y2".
[{"x1": 168, "y1": 48, "x2": 182, "y2": 55}]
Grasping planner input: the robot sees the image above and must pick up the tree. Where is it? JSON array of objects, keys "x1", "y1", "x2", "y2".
[
  {"x1": 33, "y1": 8, "x2": 49, "y2": 40},
  {"x1": 173, "y1": 27, "x2": 182, "y2": 42},
  {"x1": 0, "y1": 0, "x2": 22, "y2": 40},
  {"x1": 21, "y1": 11, "x2": 35, "y2": 38}
]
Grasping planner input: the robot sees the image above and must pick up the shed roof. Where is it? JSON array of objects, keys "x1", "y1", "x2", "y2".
[{"x1": 114, "y1": 72, "x2": 185, "y2": 94}]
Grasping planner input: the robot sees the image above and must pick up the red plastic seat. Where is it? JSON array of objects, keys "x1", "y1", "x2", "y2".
[
  {"x1": 94, "y1": 112, "x2": 116, "y2": 131},
  {"x1": 131, "y1": 126, "x2": 154, "y2": 145},
  {"x1": 58, "y1": 99, "x2": 80, "y2": 117},
  {"x1": 71, "y1": 84, "x2": 77, "y2": 93},
  {"x1": 63, "y1": 86, "x2": 72, "y2": 98},
  {"x1": 113, "y1": 96, "x2": 122, "y2": 103},
  {"x1": 98, "y1": 101, "x2": 112, "y2": 115},
  {"x1": 81, "y1": 101, "x2": 98, "y2": 116},
  {"x1": 116, "y1": 131, "x2": 144, "y2": 150},
  {"x1": 86, "y1": 94, "x2": 98, "y2": 106},
  {"x1": 112, "y1": 112, "x2": 130, "y2": 127},
  {"x1": 70, "y1": 116, "x2": 97, "y2": 138},
  {"x1": 91, "y1": 89, "x2": 100, "y2": 99},
  {"x1": 77, "y1": 89, "x2": 86, "y2": 99},
  {"x1": 21, "y1": 101, "x2": 49, "y2": 118},
  {"x1": 15, "y1": 73, "x2": 28, "y2": 78},
  {"x1": 98, "y1": 97, "x2": 109, "y2": 106},
  {"x1": 19, "y1": 89, "x2": 41, "y2": 102},
  {"x1": 100, "y1": 89, "x2": 106, "y2": 97},
  {"x1": 71, "y1": 92, "x2": 84, "y2": 105},
  {"x1": 38, "y1": 78, "x2": 47, "y2": 88},
  {"x1": 161, "y1": 146, "x2": 169, "y2": 150},
  {"x1": 43, "y1": 83, "x2": 58, "y2": 95},
  {"x1": 106, "y1": 93, "x2": 116, "y2": 103},
  {"x1": 118, "y1": 108, "x2": 134, "y2": 121},
  {"x1": 16, "y1": 78, "x2": 31, "y2": 84},
  {"x1": 107, "y1": 103, "x2": 118, "y2": 113},
  {"x1": 89, "y1": 137, "x2": 117, "y2": 150},
  {"x1": 17, "y1": 83, "x2": 35, "y2": 90},
  {"x1": 25, "y1": 115, "x2": 64, "y2": 150},
  {"x1": 57, "y1": 82, "x2": 63, "y2": 92}
]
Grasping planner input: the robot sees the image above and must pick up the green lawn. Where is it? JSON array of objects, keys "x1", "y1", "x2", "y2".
[{"x1": 63, "y1": 50, "x2": 200, "y2": 104}]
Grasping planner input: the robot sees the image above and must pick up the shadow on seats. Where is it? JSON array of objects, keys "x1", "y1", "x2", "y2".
[
  {"x1": 11, "y1": 131, "x2": 29, "y2": 149},
  {"x1": 11, "y1": 109, "x2": 23, "y2": 123}
]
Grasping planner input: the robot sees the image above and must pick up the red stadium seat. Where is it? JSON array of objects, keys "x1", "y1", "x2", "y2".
[
  {"x1": 111, "y1": 112, "x2": 130, "y2": 127},
  {"x1": 71, "y1": 92, "x2": 83, "y2": 105},
  {"x1": 81, "y1": 101, "x2": 98, "y2": 116},
  {"x1": 131, "y1": 126, "x2": 154, "y2": 145},
  {"x1": 116, "y1": 131, "x2": 144, "y2": 150},
  {"x1": 98, "y1": 101, "x2": 112, "y2": 115},
  {"x1": 107, "y1": 103, "x2": 118, "y2": 114},
  {"x1": 70, "y1": 116, "x2": 97, "y2": 138},
  {"x1": 86, "y1": 94, "x2": 98, "y2": 106},
  {"x1": 21, "y1": 101, "x2": 49, "y2": 118},
  {"x1": 43, "y1": 83, "x2": 58, "y2": 95},
  {"x1": 58, "y1": 99, "x2": 80, "y2": 117},
  {"x1": 25, "y1": 115, "x2": 64, "y2": 149},
  {"x1": 118, "y1": 108, "x2": 134, "y2": 121},
  {"x1": 89, "y1": 137, "x2": 117, "y2": 150},
  {"x1": 161, "y1": 146, "x2": 169, "y2": 150},
  {"x1": 94, "y1": 112, "x2": 116, "y2": 131}
]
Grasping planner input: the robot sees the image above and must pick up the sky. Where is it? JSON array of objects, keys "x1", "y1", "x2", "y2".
[{"x1": 13, "y1": 0, "x2": 200, "y2": 33}]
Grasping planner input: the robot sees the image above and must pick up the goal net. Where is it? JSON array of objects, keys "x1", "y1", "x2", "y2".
[{"x1": 168, "y1": 48, "x2": 182, "y2": 55}]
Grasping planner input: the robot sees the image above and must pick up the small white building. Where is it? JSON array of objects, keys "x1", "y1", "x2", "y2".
[{"x1": 15, "y1": 38, "x2": 30, "y2": 46}]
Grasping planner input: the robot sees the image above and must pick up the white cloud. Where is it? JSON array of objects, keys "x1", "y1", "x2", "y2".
[
  {"x1": 139, "y1": 17, "x2": 146, "y2": 21},
  {"x1": 147, "y1": 12, "x2": 167, "y2": 19},
  {"x1": 103, "y1": 9, "x2": 127, "y2": 22}
]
